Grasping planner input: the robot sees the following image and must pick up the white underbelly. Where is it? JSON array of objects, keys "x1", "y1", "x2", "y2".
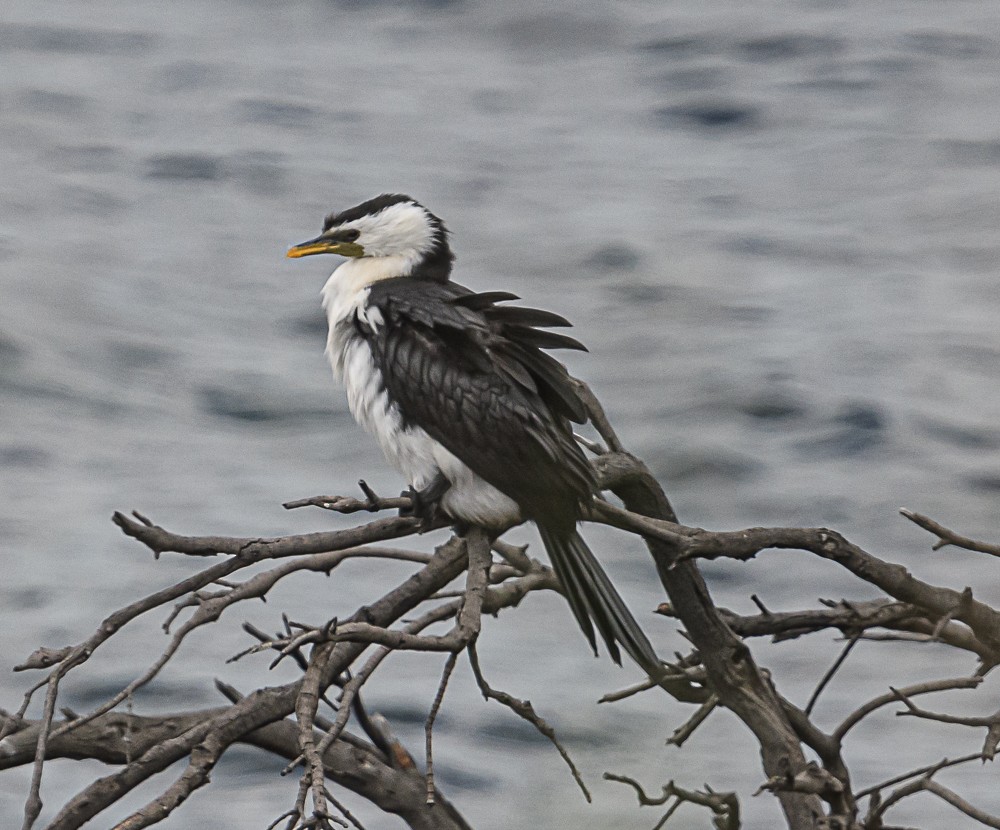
[{"x1": 337, "y1": 336, "x2": 521, "y2": 528}]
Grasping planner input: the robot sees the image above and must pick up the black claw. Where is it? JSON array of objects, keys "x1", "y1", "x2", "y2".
[{"x1": 398, "y1": 474, "x2": 450, "y2": 531}]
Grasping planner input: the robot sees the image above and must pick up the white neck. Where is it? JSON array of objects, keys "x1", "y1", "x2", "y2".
[{"x1": 321, "y1": 256, "x2": 413, "y2": 377}]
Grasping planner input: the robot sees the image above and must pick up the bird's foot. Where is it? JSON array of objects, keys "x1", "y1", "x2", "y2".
[{"x1": 399, "y1": 474, "x2": 450, "y2": 532}]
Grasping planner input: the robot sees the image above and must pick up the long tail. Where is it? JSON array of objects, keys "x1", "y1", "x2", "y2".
[{"x1": 537, "y1": 524, "x2": 662, "y2": 677}]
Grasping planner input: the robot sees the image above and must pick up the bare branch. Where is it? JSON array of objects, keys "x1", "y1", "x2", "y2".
[
  {"x1": 806, "y1": 634, "x2": 860, "y2": 716},
  {"x1": 600, "y1": 510, "x2": 1000, "y2": 666},
  {"x1": 900, "y1": 509, "x2": 1000, "y2": 558},
  {"x1": 425, "y1": 653, "x2": 459, "y2": 805},
  {"x1": 667, "y1": 694, "x2": 719, "y2": 748},
  {"x1": 834, "y1": 676, "x2": 982, "y2": 742},
  {"x1": 604, "y1": 772, "x2": 740, "y2": 830},
  {"x1": 467, "y1": 643, "x2": 591, "y2": 803},
  {"x1": 854, "y1": 753, "x2": 982, "y2": 800},
  {"x1": 891, "y1": 687, "x2": 1000, "y2": 760}
]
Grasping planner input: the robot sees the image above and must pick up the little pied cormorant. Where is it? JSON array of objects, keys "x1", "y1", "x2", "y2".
[{"x1": 287, "y1": 193, "x2": 660, "y2": 675}]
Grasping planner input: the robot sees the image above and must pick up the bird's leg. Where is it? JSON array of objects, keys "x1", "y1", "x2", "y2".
[{"x1": 399, "y1": 473, "x2": 451, "y2": 530}]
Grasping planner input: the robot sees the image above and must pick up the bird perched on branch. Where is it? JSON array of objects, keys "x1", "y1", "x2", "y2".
[{"x1": 287, "y1": 193, "x2": 660, "y2": 676}]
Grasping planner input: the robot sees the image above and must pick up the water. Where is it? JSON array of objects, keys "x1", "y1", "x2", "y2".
[{"x1": 3, "y1": 1, "x2": 1000, "y2": 827}]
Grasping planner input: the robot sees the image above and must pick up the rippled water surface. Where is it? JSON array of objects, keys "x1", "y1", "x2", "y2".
[{"x1": 4, "y1": 1, "x2": 1000, "y2": 827}]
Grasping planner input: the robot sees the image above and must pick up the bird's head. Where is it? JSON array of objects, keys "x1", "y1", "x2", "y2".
[{"x1": 286, "y1": 193, "x2": 453, "y2": 282}]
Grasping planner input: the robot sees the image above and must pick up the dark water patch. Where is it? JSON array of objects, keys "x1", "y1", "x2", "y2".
[
  {"x1": 60, "y1": 185, "x2": 130, "y2": 216},
  {"x1": 836, "y1": 403, "x2": 886, "y2": 432},
  {"x1": 0, "y1": 232, "x2": 14, "y2": 263},
  {"x1": 104, "y1": 341, "x2": 176, "y2": 371},
  {"x1": 238, "y1": 98, "x2": 320, "y2": 130},
  {"x1": 584, "y1": 243, "x2": 641, "y2": 272},
  {"x1": 375, "y1": 700, "x2": 441, "y2": 727},
  {"x1": 5, "y1": 586, "x2": 50, "y2": 611},
  {"x1": 475, "y1": 715, "x2": 551, "y2": 747},
  {"x1": 217, "y1": 746, "x2": 285, "y2": 780},
  {"x1": 284, "y1": 309, "x2": 328, "y2": 339},
  {"x1": 917, "y1": 417, "x2": 998, "y2": 450},
  {"x1": 945, "y1": 244, "x2": 1000, "y2": 274},
  {"x1": 328, "y1": 0, "x2": 463, "y2": 9},
  {"x1": 647, "y1": 449, "x2": 765, "y2": 485},
  {"x1": 903, "y1": 31, "x2": 995, "y2": 60},
  {"x1": 941, "y1": 343, "x2": 1000, "y2": 375},
  {"x1": 937, "y1": 139, "x2": 1000, "y2": 166},
  {"x1": 657, "y1": 66, "x2": 728, "y2": 92},
  {"x1": 149, "y1": 60, "x2": 223, "y2": 94},
  {"x1": 795, "y1": 402, "x2": 888, "y2": 458},
  {"x1": 66, "y1": 676, "x2": 209, "y2": 710},
  {"x1": 0, "y1": 24, "x2": 157, "y2": 55},
  {"x1": 0, "y1": 376, "x2": 80, "y2": 403},
  {"x1": 431, "y1": 761, "x2": 495, "y2": 793},
  {"x1": 655, "y1": 101, "x2": 761, "y2": 131},
  {"x1": 146, "y1": 153, "x2": 223, "y2": 181},
  {"x1": 616, "y1": 281, "x2": 672, "y2": 305},
  {"x1": 0, "y1": 334, "x2": 25, "y2": 372},
  {"x1": 737, "y1": 34, "x2": 843, "y2": 62},
  {"x1": 0, "y1": 444, "x2": 51, "y2": 468},
  {"x1": 963, "y1": 473, "x2": 1000, "y2": 494},
  {"x1": 738, "y1": 391, "x2": 808, "y2": 422},
  {"x1": 640, "y1": 35, "x2": 713, "y2": 58},
  {"x1": 497, "y1": 13, "x2": 621, "y2": 54},
  {"x1": 53, "y1": 143, "x2": 123, "y2": 174},
  {"x1": 718, "y1": 305, "x2": 775, "y2": 325},
  {"x1": 721, "y1": 233, "x2": 864, "y2": 265},
  {"x1": 198, "y1": 383, "x2": 332, "y2": 425},
  {"x1": 725, "y1": 235, "x2": 782, "y2": 257},
  {"x1": 795, "y1": 72, "x2": 880, "y2": 93},
  {"x1": 227, "y1": 150, "x2": 290, "y2": 197},
  {"x1": 17, "y1": 88, "x2": 91, "y2": 116}
]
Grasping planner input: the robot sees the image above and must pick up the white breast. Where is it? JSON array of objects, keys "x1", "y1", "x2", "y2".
[{"x1": 321, "y1": 261, "x2": 521, "y2": 529}]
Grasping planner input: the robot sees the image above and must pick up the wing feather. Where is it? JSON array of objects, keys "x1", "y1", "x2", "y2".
[{"x1": 365, "y1": 278, "x2": 594, "y2": 518}]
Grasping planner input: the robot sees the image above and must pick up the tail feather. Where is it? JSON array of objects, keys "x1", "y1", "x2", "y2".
[{"x1": 537, "y1": 524, "x2": 662, "y2": 677}]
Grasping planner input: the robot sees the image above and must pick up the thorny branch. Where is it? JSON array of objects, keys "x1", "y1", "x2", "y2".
[{"x1": 4, "y1": 385, "x2": 1000, "y2": 829}]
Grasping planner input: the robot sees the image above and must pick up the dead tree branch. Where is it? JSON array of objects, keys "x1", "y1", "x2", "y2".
[{"x1": 6, "y1": 381, "x2": 1000, "y2": 830}]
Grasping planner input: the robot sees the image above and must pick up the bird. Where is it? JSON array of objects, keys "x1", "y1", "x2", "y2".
[{"x1": 287, "y1": 193, "x2": 661, "y2": 676}]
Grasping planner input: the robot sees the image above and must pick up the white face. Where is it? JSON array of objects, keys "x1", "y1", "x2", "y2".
[{"x1": 336, "y1": 201, "x2": 438, "y2": 259}]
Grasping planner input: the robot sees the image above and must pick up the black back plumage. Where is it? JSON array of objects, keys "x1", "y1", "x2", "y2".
[
  {"x1": 363, "y1": 277, "x2": 593, "y2": 526},
  {"x1": 359, "y1": 277, "x2": 662, "y2": 675}
]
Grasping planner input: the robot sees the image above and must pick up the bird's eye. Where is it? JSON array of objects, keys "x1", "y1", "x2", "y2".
[{"x1": 342, "y1": 229, "x2": 360, "y2": 242}]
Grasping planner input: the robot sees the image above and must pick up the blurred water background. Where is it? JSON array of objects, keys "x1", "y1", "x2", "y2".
[{"x1": 3, "y1": 1, "x2": 1000, "y2": 827}]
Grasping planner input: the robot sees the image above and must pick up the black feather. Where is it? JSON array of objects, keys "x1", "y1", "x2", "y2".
[
  {"x1": 504, "y1": 325, "x2": 588, "y2": 352},
  {"x1": 538, "y1": 524, "x2": 662, "y2": 675},
  {"x1": 451, "y1": 291, "x2": 521, "y2": 310},
  {"x1": 504, "y1": 343, "x2": 587, "y2": 423},
  {"x1": 485, "y1": 305, "x2": 574, "y2": 328},
  {"x1": 360, "y1": 276, "x2": 660, "y2": 674}
]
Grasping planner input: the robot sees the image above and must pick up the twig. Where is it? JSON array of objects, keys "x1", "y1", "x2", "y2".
[
  {"x1": 467, "y1": 643, "x2": 591, "y2": 803},
  {"x1": 667, "y1": 694, "x2": 719, "y2": 748},
  {"x1": 805, "y1": 634, "x2": 860, "y2": 716},
  {"x1": 604, "y1": 772, "x2": 740, "y2": 830},
  {"x1": 891, "y1": 687, "x2": 1000, "y2": 759},
  {"x1": 598, "y1": 678, "x2": 656, "y2": 703},
  {"x1": 571, "y1": 378, "x2": 624, "y2": 453},
  {"x1": 834, "y1": 676, "x2": 982, "y2": 741},
  {"x1": 20, "y1": 674, "x2": 59, "y2": 830},
  {"x1": 854, "y1": 753, "x2": 982, "y2": 799},
  {"x1": 900, "y1": 509, "x2": 1000, "y2": 558},
  {"x1": 866, "y1": 757, "x2": 1000, "y2": 829},
  {"x1": 36, "y1": 533, "x2": 471, "y2": 830},
  {"x1": 425, "y1": 653, "x2": 459, "y2": 805}
]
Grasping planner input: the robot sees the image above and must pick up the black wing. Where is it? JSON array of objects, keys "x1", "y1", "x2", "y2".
[{"x1": 364, "y1": 278, "x2": 594, "y2": 524}]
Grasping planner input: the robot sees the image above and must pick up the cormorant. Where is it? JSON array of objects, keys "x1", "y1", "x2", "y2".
[{"x1": 287, "y1": 193, "x2": 660, "y2": 676}]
